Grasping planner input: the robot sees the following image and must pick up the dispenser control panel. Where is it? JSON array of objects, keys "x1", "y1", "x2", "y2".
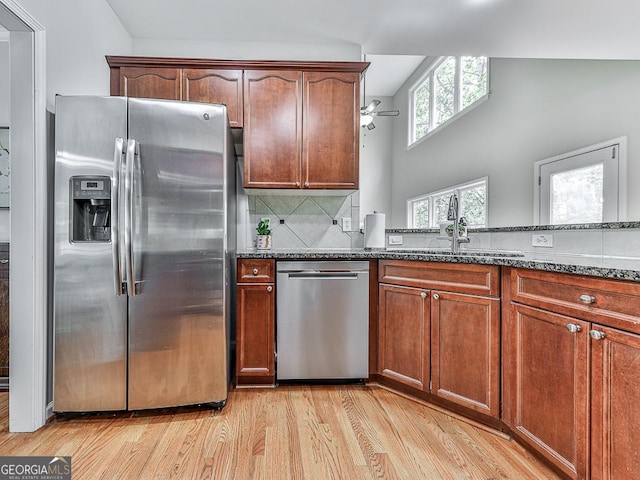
[{"x1": 72, "y1": 177, "x2": 110, "y2": 200}]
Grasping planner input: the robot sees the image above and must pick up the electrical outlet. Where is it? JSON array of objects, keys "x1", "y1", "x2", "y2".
[
  {"x1": 388, "y1": 235, "x2": 403, "y2": 245},
  {"x1": 532, "y1": 234, "x2": 553, "y2": 247},
  {"x1": 342, "y1": 217, "x2": 352, "y2": 232}
]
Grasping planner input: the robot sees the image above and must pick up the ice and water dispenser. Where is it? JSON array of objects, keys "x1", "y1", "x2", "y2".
[{"x1": 70, "y1": 176, "x2": 111, "y2": 242}]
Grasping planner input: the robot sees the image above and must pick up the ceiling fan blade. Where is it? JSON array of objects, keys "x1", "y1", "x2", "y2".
[
  {"x1": 361, "y1": 99, "x2": 381, "y2": 114},
  {"x1": 372, "y1": 110, "x2": 400, "y2": 117}
]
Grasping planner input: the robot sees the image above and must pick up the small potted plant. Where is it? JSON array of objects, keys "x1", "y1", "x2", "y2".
[{"x1": 256, "y1": 219, "x2": 272, "y2": 250}]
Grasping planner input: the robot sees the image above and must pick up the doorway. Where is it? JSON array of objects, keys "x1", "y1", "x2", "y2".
[{"x1": 0, "y1": 0, "x2": 48, "y2": 432}]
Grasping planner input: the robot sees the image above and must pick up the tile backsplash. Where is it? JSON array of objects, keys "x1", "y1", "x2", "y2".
[
  {"x1": 386, "y1": 227, "x2": 640, "y2": 259},
  {"x1": 240, "y1": 192, "x2": 363, "y2": 250}
]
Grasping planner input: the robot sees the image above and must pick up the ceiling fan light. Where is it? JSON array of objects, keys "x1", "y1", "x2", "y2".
[{"x1": 360, "y1": 114, "x2": 374, "y2": 127}]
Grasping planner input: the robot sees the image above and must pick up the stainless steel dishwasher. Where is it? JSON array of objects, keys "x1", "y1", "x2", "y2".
[{"x1": 276, "y1": 261, "x2": 369, "y2": 381}]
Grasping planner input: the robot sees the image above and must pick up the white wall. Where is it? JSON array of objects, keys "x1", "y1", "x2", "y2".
[
  {"x1": 389, "y1": 58, "x2": 640, "y2": 228},
  {"x1": 16, "y1": 0, "x2": 132, "y2": 108},
  {"x1": 359, "y1": 95, "x2": 393, "y2": 226},
  {"x1": 133, "y1": 38, "x2": 360, "y2": 62},
  {"x1": 0, "y1": 41, "x2": 9, "y2": 240}
]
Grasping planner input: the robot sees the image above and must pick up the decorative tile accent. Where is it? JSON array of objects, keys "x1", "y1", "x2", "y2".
[
  {"x1": 315, "y1": 196, "x2": 351, "y2": 218},
  {"x1": 244, "y1": 193, "x2": 359, "y2": 249}
]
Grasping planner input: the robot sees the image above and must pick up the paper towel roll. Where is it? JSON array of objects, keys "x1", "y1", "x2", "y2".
[{"x1": 364, "y1": 212, "x2": 386, "y2": 250}]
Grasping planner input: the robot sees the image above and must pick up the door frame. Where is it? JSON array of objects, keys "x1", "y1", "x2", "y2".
[{"x1": 0, "y1": 0, "x2": 48, "y2": 432}]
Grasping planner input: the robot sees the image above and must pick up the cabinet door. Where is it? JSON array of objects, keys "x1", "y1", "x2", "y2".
[
  {"x1": 378, "y1": 284, "x2": 430, "y2": 391},
  {"x1": 244, "y1": 70, "x2": 302, "y2": 188},
  {"x1": 236, "y1": 284, "x2": 275, "y2": 379},
  {"x1": 431, "y1": 291, "x2": 500, "y2": 416},
  {"x1": 505, "y1": 303, "x2": 590, "y2": 480},
  {"x1": 183, "y1": 69, "x2": 244, "y2": 128},
  {"x1": 119, "y1": 67, "x2": 181, "y2": 100},
  {"x1": 302, "y1": 71, "x2": 359, "y2": 189},
  {"x1": 591, "y1": 325, "x2": 640, "y2": 480}
]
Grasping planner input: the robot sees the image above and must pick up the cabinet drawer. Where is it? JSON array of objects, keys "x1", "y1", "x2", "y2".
[
  {"x1": 511, "y1": 268, "x2": 640, "y2": 334},
  {"x1": 379, "y1": 260, "x2": 500, "y2": 297},
  {"x1": 237, "y1": 259, "x2": 275, "y2": 283}
]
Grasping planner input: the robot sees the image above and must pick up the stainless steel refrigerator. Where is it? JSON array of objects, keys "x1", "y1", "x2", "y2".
[{"x1": 53, "y1": 96, "x2": 236, "y2": 412}]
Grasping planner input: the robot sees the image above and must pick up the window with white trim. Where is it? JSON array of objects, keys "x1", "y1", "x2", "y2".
[
  {"x1": 408, "y1": 177, "x2": 488, "y2": 229},
  {"x1": 409, "y1": 56, "x2": 489, "y2": 146},
  {"x1": 534, "y1": 138, "x2": 627, "y2": 225}
]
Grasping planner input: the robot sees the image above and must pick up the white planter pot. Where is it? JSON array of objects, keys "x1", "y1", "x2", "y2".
[{"x1": 256, "y1": 234, "x2": 271, "y2": 250}]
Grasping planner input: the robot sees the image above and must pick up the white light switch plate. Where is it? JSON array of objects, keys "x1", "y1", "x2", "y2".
[
  {"x1": 388, "y1": 235, "x2": 403, "y2": 245},
  {"x1": 342, "y1": 217, "x2": 352, "y2": 232},
  {"x1": 532, "y1": 234, "x2": 553, "y2": 247}
]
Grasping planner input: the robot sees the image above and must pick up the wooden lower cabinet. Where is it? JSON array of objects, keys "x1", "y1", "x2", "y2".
[
  {"x1": 378, "y1": 261, "x2": 501, "y2": 420},
  {"x1": 378, "y1": 284, "x2": 430, "y2": 390},
  {"x1": 591, "y1": 325, "x2": 640, "y2": 480},
  {"x1": 431, "y1": 290, "x2": 500, "y2": 417},
  {"x1": 504, "y1": 267, "x2": 640, "y2": 479},
  {"x1": 236, "y1": 259, "x2": 275, "y2": 387},
  {"x1": 504, "y1": 303, "x2": 590, "y2": 479}
]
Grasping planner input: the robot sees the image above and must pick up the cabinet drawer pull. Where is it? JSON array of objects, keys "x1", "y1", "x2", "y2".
[
  {"x1": 304, "y1": 181, "x2": 309, "y2": 188},
  {"x1": 252, "y1": 268, "x2": 259, "y2": 275},
  {"x1": 589, "y1": 330, "x2": 606, "y2": 340},
  {"x1": 579, "y1": 294, "x2": 596, "y2": 304},
  {"x1": 266, "y1": 286, "x2": 273, "y2": 293},
  {"x1": 420, "y1": 292, "x2": 427, "y2": 299},
  {"x1": 295, "y1": 181, "x2": 301, "y2": 187},
  {"x1": 432, "y1": 293, "x2": 440, "y2": 300},
  {"x1": 566, "y1": 323, "x2": 581, "y2": 333}
]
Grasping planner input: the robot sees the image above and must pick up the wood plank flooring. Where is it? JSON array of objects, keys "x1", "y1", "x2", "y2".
[{"x1": 0, "y1": 385, "x2": 559, "y2": 479}]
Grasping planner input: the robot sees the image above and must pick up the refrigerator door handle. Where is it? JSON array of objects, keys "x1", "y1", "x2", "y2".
[
  {"x1": 124, "y1": 138, "x2": 137, "y2": 297},
  {"x1": 112, "y1": 137, "x2": 125, "y2": 296}
]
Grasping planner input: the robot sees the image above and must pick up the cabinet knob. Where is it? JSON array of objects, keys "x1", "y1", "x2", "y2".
[
  {"x1": 304, "y1": 181, "x2": 309, "y2": 188},
  {"x1": 589, "y1": 330, "x2": 606, "y2": 340},
  {"x1": 432, "y1": 293, "x2": 440, "y2": 300},
  {"x1": 295, "y1": 182, "x2": 301, "y2": 187},
  {"x1": 579, "y1": 294, "x2": 596, "y2": 304},
  {"x1": 566, "y1": 323, "x2": 582, "y2": 333},
  {"x1": 266, "y1": 285, "x2": 273, "y2": 293},
  {"x1": 252, "y1": 268, "x2": 259, "y2": 275},
  {"x1": 420, "y1": 292, "x2": 427, "y2": 299}
]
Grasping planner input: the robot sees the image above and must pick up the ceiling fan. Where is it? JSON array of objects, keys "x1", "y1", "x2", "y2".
[
  {"x1": 360, "y1": 99, "x2": 399, "y2": 130},
  {"x1": 360, "y1": 56, "x2": 400, "y2": 130}
]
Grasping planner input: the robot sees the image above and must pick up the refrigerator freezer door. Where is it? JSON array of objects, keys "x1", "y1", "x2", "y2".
[
  {"x1": 126, "y1": 98, "x2": 228, "y2": 409},
  {"x1": 53, "y1": 96, "x2": 128, "y2": 412}
]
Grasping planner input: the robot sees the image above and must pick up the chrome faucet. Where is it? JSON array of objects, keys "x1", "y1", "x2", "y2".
[{"x1": 447, "y1": 190, "x2": 470, "y2": 254}]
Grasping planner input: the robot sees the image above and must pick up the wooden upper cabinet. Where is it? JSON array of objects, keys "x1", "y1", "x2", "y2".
[
  {"x1": 107, "y1": 57, "x2": 369, "y2": 190},
  {"x1": 119, "y1": 67, "x2": 181, "y2": 100},
  {"x1": 303, "y1": 71, "x2": 359, "y2": 189},
  {"x1": 243, "y1": 70, "x2": 303, "y2": 188},
  {"x1": 182, "y1": 69, "x2": 243, "y2": 127}
]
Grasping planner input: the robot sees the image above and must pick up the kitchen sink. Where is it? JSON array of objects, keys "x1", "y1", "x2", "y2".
[{"x1": 385, "y1": 247, "x2": 525, "y2": 258}]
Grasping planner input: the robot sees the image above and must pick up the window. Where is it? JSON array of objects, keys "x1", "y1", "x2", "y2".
[
  {"x1": 534, "y1": 138, "x2": 627, "y2": 225},
  {"x1": 408, "y1": 177, "x2": 488, "y2": 229},
  {"x1": 409, "y1": 56, "x2": 489, "y2": 146}
]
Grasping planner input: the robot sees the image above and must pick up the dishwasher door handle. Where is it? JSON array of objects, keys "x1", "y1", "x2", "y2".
[{"x1": 286, "y1": 272, "x2": 361, "y2": 280}]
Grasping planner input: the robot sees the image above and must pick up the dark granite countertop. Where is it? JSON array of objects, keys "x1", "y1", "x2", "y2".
[{"x1": 236, "y1": 248, "x2": 640, "y2": 282}]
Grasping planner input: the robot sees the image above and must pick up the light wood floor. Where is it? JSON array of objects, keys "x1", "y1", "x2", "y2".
[{"x1": 0, "y1": 385, "x2": 559, "y2": 479}]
